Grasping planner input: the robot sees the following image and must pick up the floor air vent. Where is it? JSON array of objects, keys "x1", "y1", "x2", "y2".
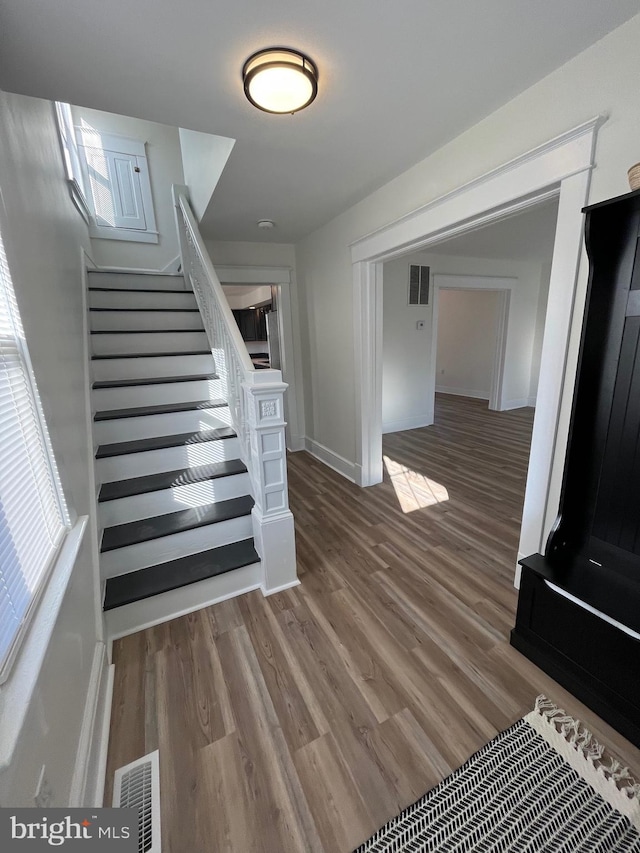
[{"x1": 113, "y1": 750, "x2": 160, "y2": 853}]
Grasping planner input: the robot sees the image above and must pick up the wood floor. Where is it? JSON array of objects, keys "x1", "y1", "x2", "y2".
[{"x1": 104, "y1": 394, "x2": 640, "y2": 852}]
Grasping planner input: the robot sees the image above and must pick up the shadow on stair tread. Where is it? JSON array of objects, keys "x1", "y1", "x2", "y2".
[
  {"x1": 88, "y1": 287, "x2": 192, "y2": 294},
  {"x1": 96, "y1": 426, "x2": 236, "y2": 458},
  {"x1": 93, "y1": 373, "x2": 219, "y2": 389},
  {"x1": 94, "y1": 398, "x2": 228, "y2": 421},
  {"x1": 103, "y1": 538, "x2": 260, "y2": 611},
  {"x1": 100, "y1": 494, "x2": 254, "y2": 552},
  {"x1": 99, "y1": 459, "x2": 247, "y2": 502}
]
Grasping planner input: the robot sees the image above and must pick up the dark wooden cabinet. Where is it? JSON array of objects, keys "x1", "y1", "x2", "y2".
[
  {"x1": 232, "y1": 308, "x2": 268, "y2": 341},
  {"x1": 511, "y1": 188, "x2": 640, "y2": 747}
]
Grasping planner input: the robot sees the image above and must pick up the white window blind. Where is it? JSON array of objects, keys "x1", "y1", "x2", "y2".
[{"x1": 0, "y1": 232, "x2": 69, "y2": 682}]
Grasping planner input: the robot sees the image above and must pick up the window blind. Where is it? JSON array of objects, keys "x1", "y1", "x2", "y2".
[{"x1": 0, "y1": 234, "x2": 68, "y2": 681}]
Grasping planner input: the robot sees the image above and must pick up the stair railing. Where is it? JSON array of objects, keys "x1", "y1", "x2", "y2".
[{"x1": 172, "y1": 185, "x2": 297, "y2": 595}]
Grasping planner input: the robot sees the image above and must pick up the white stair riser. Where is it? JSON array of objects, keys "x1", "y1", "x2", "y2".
[
  {"x1": 94, "y1": 407, "x2": 232, "y2": 444},
  {"x1": 89, "y1": 290, "x2": 196, "y2": 310},
  {"x1": 96, "y1": 437, "x2": 242, "y2": 483},
  {"x1": 88, "y1": 273, "x2": 188, "y2": 291},
  {"x1": 92, "y1": 353, "x2": 215, "y2": 381},
  {"x1": 93, "y1": 378, "x2": 224, "y2": 410},
  {"x1": 90, "y1": 311, "x2": 204, "y2": 332},
  {"x1": 99, "y1": 472, "x2": 251, "y2": 527},
  {"x1": 104, "y1": 562, "x2": 262, "y2": 640},
  {"x1": 91, "y1": 331, "x2": 208, "y2": 356},
  {"x1": 100, "y1": 513, "x2": 253, "y2": 577}
]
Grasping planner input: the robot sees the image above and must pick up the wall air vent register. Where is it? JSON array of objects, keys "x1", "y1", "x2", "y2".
[{"x1": 409, "y1": 264, "x2": 430, "y2": 305}]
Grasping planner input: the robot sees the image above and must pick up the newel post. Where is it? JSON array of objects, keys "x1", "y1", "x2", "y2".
[{"x1": 244, "y1": 378, "x2": 298, "y2": 595}]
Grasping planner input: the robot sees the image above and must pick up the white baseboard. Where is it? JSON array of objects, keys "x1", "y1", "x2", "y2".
[
  {"x1": 382, "y1": 414, "x2": 433, "y2": 434},
  {"x1": 105, "y1": 562, "x2": 262, "y2": 641},
  {"x1": 69, "y1": 642, "x2": 111, "y2": 807},
  {"x1": 287, "y1": 435, "x2": 306, "y2": 453},
  {"x1": 304, "y1": 438, "x2": 356, "y2": 482},
  {"x1": 93, "y1": 664, "x2": 115, "y2": 807},
  {"x1": 502, "y1": 397, "x2": 534, "y2": 410},
  {"x1": 514, "y1": 556, "x2": 526, "y2": 589},
  {"x1": 261, "y1": 579, "x2": 301, "y2": 597},
  {"x1": 435, "y1": 385, "x2": 490, "y2": 400}
]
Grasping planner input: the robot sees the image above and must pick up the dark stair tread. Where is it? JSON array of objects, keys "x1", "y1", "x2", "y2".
[
  {"x1": 90, "y1": 307, "x2": 200, "y2": 313},
  {"x1": 100, "y1": 494, "x2": 254, "y2": 552},
  {"x1": 96, "y1": 426, "x2": 236, "y2": 458},
  {"x1": 103, "y1": 539, "x2": 259, "y2": 610},
  {"x1": 99, "y1": 459, "x2": 247, "y2": 502},
  {"x1": 91, "y1": 328, "x2": 204, "y2": 334},
  {"x1": 92, "y1": 350, "x2": 210, "y2": 359},
  {"x1": 93, "y1": 373, "x2": 218, "y2": 389},
  {"x1": 94, "y1": 399, "x2": 227, "y2": 421},
  {"x1": 88, "y1": 286, "x2": 192, "y2": 294}
]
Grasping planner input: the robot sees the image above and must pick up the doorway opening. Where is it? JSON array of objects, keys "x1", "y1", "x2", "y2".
[
  {"x1": 216, "y1": 269, "x2": 301, "y2": 451},
  {"x1": 380, "y1": 200, "x2": 556, "y2": 568},
  {"x1": 433, "y1": 285, "x2": 508, "y2": 412},
  {"x1": 352, "y1": 118, "x2": 603, "y2": 576}
]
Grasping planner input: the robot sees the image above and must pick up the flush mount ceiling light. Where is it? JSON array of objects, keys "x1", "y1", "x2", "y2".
[
  {"x1": 243, "y1": 48, "x2": 318, "y2": 114},
  {"x1": 257, "y1": 219, "x2": 275, "y2": 229}
]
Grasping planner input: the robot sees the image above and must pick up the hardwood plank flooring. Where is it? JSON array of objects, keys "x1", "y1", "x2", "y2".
[{"x1": 104, "y1": 394, "x2": 640, "y2": 852}]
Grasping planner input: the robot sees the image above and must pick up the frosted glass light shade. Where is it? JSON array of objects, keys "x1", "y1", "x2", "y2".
[{"x1": 243, "y1": 48, "x2": 318, "y2": 114}]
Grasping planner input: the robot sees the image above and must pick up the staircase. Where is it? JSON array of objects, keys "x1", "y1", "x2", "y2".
[{"x1": 89, "y1": 269, "x2": 262, "y2": 635}]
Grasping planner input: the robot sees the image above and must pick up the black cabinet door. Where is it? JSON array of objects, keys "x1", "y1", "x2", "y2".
[{"x1": 232, "y1": 308, "x2": 267, "y2": 341}]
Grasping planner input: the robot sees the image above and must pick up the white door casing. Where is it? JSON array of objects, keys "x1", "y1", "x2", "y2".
[
  {"x1": 351, "y1": 117, "x2": 603, "y2": 582},
  {"x1": 431, "y1": 276, "x2": 514, "y2": 415},
  {"x1": 215, "y1": 266, "x2": 303, "y2": 452}
]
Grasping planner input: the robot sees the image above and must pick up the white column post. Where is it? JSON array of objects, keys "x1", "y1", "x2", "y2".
[{"x1": 244, "y1": 378, "x2": 298, "y2": 595}]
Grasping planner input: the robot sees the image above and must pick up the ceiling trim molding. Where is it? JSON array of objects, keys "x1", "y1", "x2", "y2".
[
  {"x1": 350, "y1": 115, "x2": 606, "y2": 263},
  {"x1": 380, "y1": 187, "x2": 561, "y2": 263}
]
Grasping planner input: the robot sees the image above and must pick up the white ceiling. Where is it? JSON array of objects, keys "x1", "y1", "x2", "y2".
[
  {"x1": 222, "y1": 285, "x2": 272, "y2": 310},
  {"x1": 429, "y1": 198, "x2": 559, "y2": 264},
  {"x1": 1, "y1": 1, "x2": 638, "y2": 243}
]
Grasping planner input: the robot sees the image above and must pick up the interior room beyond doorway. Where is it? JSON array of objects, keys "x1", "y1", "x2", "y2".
[
  {"x1": 435, "y1": 288, "x2": 502, "y2": 407},
  {"x1": 381, "y1": 199, "x2": 557, "y2": 436}
]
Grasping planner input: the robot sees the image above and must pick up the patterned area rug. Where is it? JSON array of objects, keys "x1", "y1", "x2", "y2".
[{"x1": 355, "y1": 697, "x2": 640, "y2": 852}]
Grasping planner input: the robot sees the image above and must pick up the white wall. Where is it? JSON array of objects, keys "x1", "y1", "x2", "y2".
[
  {"x1": 208, "y1": 240, "x2": 296, "y2": 268},
  {"x1": 382, "y1": 252, "x2": 543, "y2": 433},
  {"x1": 296, "y1": 13, "x2": 640, "y2": 475},
  {"x1": 71, "y1": 105, "x2": 184, "y2": 270},
  {"x1": 382, "y1": 255, "x2": 433, "y2": 433},
  {"x1": 179, "y1": 128, "x2": 234, "y2": 222},
  {"x1": 0, "y1": 92, "x2": 102, "y2": 805},
  {"x1": 528, "y1": 264, "x2": 552, "y2": 400},
  {"x1": 436, "y1": 289, "x2": 500, "y2": 400}
]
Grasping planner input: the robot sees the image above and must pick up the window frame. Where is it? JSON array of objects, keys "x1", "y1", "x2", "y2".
[
  {"x1": 75, "y1": 128, "x2": 159, "y2": 244},
  {"x1": 0, "y1": 228, "x2": 72, "y2": 685},
  {"x1": 54, "y1": 101, "x2": 92, "y2": 225}
]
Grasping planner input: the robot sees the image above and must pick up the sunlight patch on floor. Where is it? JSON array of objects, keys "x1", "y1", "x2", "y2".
[{"x1": 383, "y1": 455, "x2": 449, "y2": 513}]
